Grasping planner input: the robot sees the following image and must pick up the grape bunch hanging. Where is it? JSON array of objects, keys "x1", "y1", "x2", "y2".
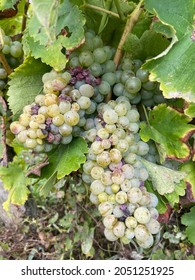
[{"x1": 10, "y1": 30, "x2": 162, "y2": 248}]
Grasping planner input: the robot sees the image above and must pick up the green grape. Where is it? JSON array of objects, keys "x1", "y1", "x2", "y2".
[
  {"x1": 0, "y1": 68, "x2": 7, "y2": 79},
  {"x1": 10, "y1": 43, "x2": 22, "y2": 58},
  {"x1": 121, "y1": 70, "x2": 134, "y2": 84},
  {"x1": 134, "y1": 206, "x2": 151, "y2": 224},
  {"x1": 134, "y1": 224, "x2": 150, "y2": 242},
  {"x1": 98, "y1": 192, "x2": 108, "y2": 202},
  {"x1": 98, "y1": 202, "x2": 113, "y2": 216},
  {"x1": 93, "y1": 36, "x2": 103, "y2": 49},
  {"x1": 140, "y1": 89, "x2": 154, "y2": 100},
  {"x1": 136, "y1": 233, "x2": 154, "y2": 248},
  {"x1": 89, "y1": 193, "x2": 99, "y2": 205},
  {"x1": 0, "y1": 80, "x2": 6, "y2": 90},
  {"x1": 113, "y1": 83, "x2": 125, "y2": 97},
  {"x1": 103, "y1": 215, "x2": 117, "y2": 229},
  {"x1": 103, "y1": 46, "x2": 114, "y2": 60},
  {"x1": 77, "y1": 96, "x2": 91, "y2": 109},
  {"x1": 130, "y1": 94, "x2": 141, "y2": 105},
  {"x1": 97, "y1": 128, "x2": 109, "y2": 139},
  {"x1": 27, "y1": 129, "x2": 37, "y2": 139},
  {"x1": 142, "y1": 81, "x2": 156, "y2": 91},
  {"x1": 52, "y1": 114, "x2": 65, "y2": 126},
  {"x1": 96, "y1": 151, "x2": 111, "y2": 167},
  {"x1": 133, "y1": 59, "x2": 143, "y2": 71},
  {"x1": 103, "y1": 109, "x2": 118, "y2": 125},
  {"x1": 104, "y1": 228, "x2": 118, "y2": 241},
  {"x1": 127, "y1": 187, "x2": 142, "y2": 204},
  {"x1": 59, "y1": 123, "x2": 72, "y2": 136},
  {"x1": 136, "y1": 69, "x2": 149, "y2": 83},
  {"x1": 121, "y1": 58, "x2": 134, "y2": 71},
  {"x1": 16, "y1": 130, "x2": 28, "y2": 143},
  {"x1": 146, "y1": 218, "x2": 160, "y2": 234},
  {"x1": 25, "y1": 138, "x2": 37, "y2": 149},
  {"x1": 3, "y1": 35, "x2": 11, "y2": 45},
  {"x1": 102, "y1": 72, "x2": 116, "y2": 86},
  {"x1": 103, "y1": 60, "x2": 115, "y2": 73},
  {"x1": 137, "y1": 141, "x2": 149, "y2": 156},
  {"x1": 125, "y1": 77, "x2": 142, "y2": 94},
  {"x1": 125, "y1": 216, "x2": 137, "y2": 229},
  {"x1": 83, "y1": 160, "x2": 96, "y2": 175},
  {"x1": 115, "y1": 191, "x2": 128, "y2": 204},
  {"x1": 91, "y1": 141, "x2": 104, "y2": 155},
  {"x1": 61, "y1": 135, "x2": 72, "y2": 144},
  {"x1": 44, "y1": 94, "x2": 58, "y2": 106},
  {"x1": 101, "y1": 170, "x2": 112, "y2": 185},
  {"x1": 113, "y1": 221, "x2": 125, "y2": 238},
  {"x1": 64, "y1": 110, "x2": 80, "y2": 126},
  {"x1": 89, "y1": 63, "x2": 102, "y2": 77},
  {"x1": 98, "y1": 81, "x2": 111, "y2": 95},
  {"x1": 70, "y1": 56, "x2": 80, "y2": 68},
  {"x1": 79, "y1": 84, "x2": 94, "y2": 98},
  {"x1": 121, "y1": 164, "x2": 135, "y2": 179},
  {"x1": 153, "y1": 94, "x2": 166, "y2": 104},
  {"x1": 90, "y1": 180, "x2": 105, "y2": 195},
  {"x1": 79, "y1": 51, "x2": 94, "y2": 67},
  {"x1": 59, "y1": 101, "x2": 71, "y2": 114},
  {"x1": 142, "y1": 99, "x2": 154, "y2": 107},
  {"x1": 125, "y1": 228, "x2": 135, "y2": 239},
  {"x1": 93, "y1": 48, "x2": 107, "y2": 64},
  {"x1": 109, "y1": 148, "x2": 122, "y2": 163},
  {"x1": 91, "y1": 166, "x2": 104, "y2": 180}
]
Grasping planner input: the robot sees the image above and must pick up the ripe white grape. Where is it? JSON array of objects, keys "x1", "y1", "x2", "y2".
[
  {"x1": 134, "y1": 206, "x2": 151, "y2": 224},
  {"x1": 113, "y1": 221, "x2": 126, "y2": 238},
  {"x1": 98, "y1": 202, "x2": 113, "y2": 216},
  {"x1": 134, "y1": 224, "x2": 150, "y2": 242},
  {"x1": 146, "y1": 218, "x2": 160, "y2": 234},
  {"x1": 90, "y1": 180, "x2": 105, "y2": 195},
  {"x1": 104, "y1": 228, "x2": 118, "y2": 241},
  {"x1": 103, "y1": 214, "x2": 117, "y2": 229}
]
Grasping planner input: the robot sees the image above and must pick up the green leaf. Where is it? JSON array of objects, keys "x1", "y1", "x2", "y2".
[
  {"x1": 39, "y1": 138, "x2": 88, "y2": 196},
  {"x1": 152, "y1": 22, "x2": 174, "y2": 38},
  {"x1": 165, "y1": 181, "x2": 186, "y2": 206},
  {"x1": 0, "y1": 161, "x2": 31, "y2": 211},
  {"x1": 140, "y1": 104, "x2": 195, "y2": 162},
  {"x1": 24, "y1": 0, "x2": 85, "y2": 71},
  {"x1": 140, "y1": 158, "x2": 186, "y2": 195},
  {"x1": 7, "y1": 56, "x2": 50, "y2": 117},
  {"x1": 81, "y1": 227, "x2": 95, "y2": 255},
  {"x1": 180, "y1": 161, "x2": 195, "y2": 199},
  {"x1": 28, "y1": 0, "x2": 59, "y2": 46},
  {"x1": 143, "y1": 33, "x2": 195, "y2": 103},
  {"x1": 181, "y1": 206, "x2": 195, "y2": 244},
  {"x1": 23, "y1": 34, "x2": 67, "y2": 71},
  {"x1": 144, "y1": 0, "x2": 194, "y2": 39},
  {"x1": 123, "y1": 33, "x2": 143, "y2": 58},
  {"x1": 0, "y1": 0, "x2": 17, "y2": 10},
  {"x1": 184, "y1": 103, "x2": 195, "y2": 118}
]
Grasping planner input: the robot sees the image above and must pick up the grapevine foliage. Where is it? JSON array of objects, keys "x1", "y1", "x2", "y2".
[{"x1": 0, "y1": 0, "x2": 195, "y2": 258}]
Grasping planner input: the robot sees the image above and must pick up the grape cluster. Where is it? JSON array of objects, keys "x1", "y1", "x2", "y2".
[
  {"x1": 10, "y1": 70, "x2": 96, "y2": 152},
  {"x1": 113, "y1": 57, "x2": 166, "y2": 107},
  {"x1": 0, "y1": 33, "x2": 23, "y2": 68},
  {"x1": 82, "y1": 96, "x2": 160, "y2": 248}
]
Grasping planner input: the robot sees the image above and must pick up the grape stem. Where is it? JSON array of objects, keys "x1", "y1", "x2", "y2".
[
  {"x1": 0, "y1": 97, "x2": 8, "y2": 167},
  {"x1": 82, "y1": 4, "x2": 120, "y2": 19},
  {"x1": 114, "y1": 0, "x2": 144, "y2": 67},
  {"x1": 142, "y1": 104, "x2": 151, "y2": 127},
  {"x1": 113, "y1": 0, "x2": 126, "y2": 21},
  {"x1": 0, "y1": 52, "x2": 13, "y2": 75}
]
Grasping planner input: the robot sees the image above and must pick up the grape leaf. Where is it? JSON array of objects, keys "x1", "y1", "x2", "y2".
[
  {"x1": 23, "y1": 34, "x2": 67, "y2": 71},
  {"x1": 25, "y1": 0, "x2": 85, "y2": 71},
  {"x1": 140, "y1": 158, "x2": 186, "y2": 195},
  {"x1": 144, "y1": 0, "x2": 194, "y2": 39},
  {"x1": 28, "y1": 0, "x2": 59, "y2": 46},
  {"x1": 143, "y1": 0, "x2": 195, "y2": 103},
  {"x1": 7, "y1": 56, "x2": 50, "y2": 117},
  {"x1": 181, "y1": 206, "x2": 195, "y2": 244},
  {"x1": 143, "y1": 33, "x2": 195, "y2": 103},
  {"x1": 39, "y1": 138, "x2": 88, "y2": 196},
  {"x1": 165, "y1": 181, "x2": 186, "y2": 206},
  {"x1": 140, "y1": 104, "x2": 195, "y2": 162},
  {"x1": 0, "y1": 161, "x2": 31, "y2": 211},
  {"x1": 180, "y1": 161, "x2": 195, "y2": 199},
  {"x1": 0, "y1": 0, "x2": 17, "y2": 10},
  {"x1": 123, "y1": 30, "x2": 170, "y2": 60},
  {"x1": 184, "y1": 103, "x2": 195, "y2": 118}
]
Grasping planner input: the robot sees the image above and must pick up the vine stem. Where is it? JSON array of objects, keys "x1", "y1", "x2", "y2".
[
  {"x1": 106, "y1": 0, "x2": 144, "y2": 102},
  {"x1": 0, "y1": 52, "x2": 13, "y2": 75},
  {"x1": 82, "y1": 4, "x2": 120, "y2": 18},
  {"x1": 22, "y1": 0, "x2": 30, "y2": 32},
  {"x1": 114, "y1": 0, "x2": 144, "y2": 67}
]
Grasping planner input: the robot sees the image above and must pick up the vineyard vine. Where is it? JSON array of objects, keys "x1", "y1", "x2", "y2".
[{"x1": 0, "y1": 0, "x2": 195, "y2": 260}]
